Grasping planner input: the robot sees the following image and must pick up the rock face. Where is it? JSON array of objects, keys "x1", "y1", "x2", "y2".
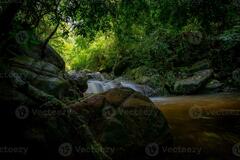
[
  {"x1": 70, "y1": 88, "x2": 172, "y2": 159},
  {"x1": 0, "y1": 39, "x2": 172, "y2": 160},
  {"x1": 1, "y1": 40, "x2": 85, "y2": 105},
  {"x1": 87, "y1": 71, "x2": 106, "y2": 81},
  {"x1": 8, "y1": 55, "x2": 81, "y2": 100},
  {"x1": 68, "y1": 70, "x2": 88, "y2": 92},
  {"x1": 174, "y1": 69, "x2": 213, "y2": 94},
  {"x1": 204, "y1": 79, "x2": 224, "y2": 93}
]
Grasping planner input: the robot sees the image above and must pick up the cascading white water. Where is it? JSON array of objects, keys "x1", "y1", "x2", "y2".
[
  {"x1": 85, "y1": 79, "x2": 156, "y2": 97},
  {"x1": 82, "y1": 71, "x2": 157, "y2": 96},
  {"x1": 85, "y1": 80, "x2": 105, "y2": 94},
  {"x1": 120, "y1": 81, "x2": 144, "y2": 95}
]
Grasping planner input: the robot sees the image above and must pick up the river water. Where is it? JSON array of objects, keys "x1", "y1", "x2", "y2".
[
  {"x1": 85, "y1": 77, "x2": 240, "y2": 159},
  {"x1": 152, "y1": 93, "x2": 240, "y2": 159}
]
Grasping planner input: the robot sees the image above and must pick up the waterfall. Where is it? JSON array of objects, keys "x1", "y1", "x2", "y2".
[
  {"x1": 85, "y1": 80, "x2": 105, "y2": 94},
  {"x1": 120, "y1": 81, "x2": 144, "y2": 95},
  {"x1": 85, "y1": 79, "x2": 156, "y2": 97},
  {"x1": 85, "y1": 80, "x2": 122, "y2": 94}
]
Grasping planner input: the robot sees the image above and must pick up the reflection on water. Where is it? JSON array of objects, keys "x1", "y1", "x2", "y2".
[{"x1": 152, "y1": 93, "x2": 240, "y2": 160}]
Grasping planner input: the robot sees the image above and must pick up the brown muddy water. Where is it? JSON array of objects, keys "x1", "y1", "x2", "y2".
[{"x1": 152, "y1": 93, "x2": 240, "y2": 160}]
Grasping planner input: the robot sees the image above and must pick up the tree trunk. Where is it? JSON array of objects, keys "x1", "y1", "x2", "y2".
[{"x1": 0, "y1": 2, "x2": 22, "y2": 38}]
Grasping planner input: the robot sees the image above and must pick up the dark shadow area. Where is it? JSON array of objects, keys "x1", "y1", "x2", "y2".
[{"x1": 0, "y1": 0, "x2": 239, "y2": 160}]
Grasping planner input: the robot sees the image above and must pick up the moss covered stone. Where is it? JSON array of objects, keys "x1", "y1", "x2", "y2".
[{"x1": 70, "y1": 88, "x2": 172, "y2": 159}]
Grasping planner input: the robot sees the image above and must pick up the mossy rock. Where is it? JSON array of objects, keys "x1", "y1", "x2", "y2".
[
  {"x1": 174, "y1": 69, "x2": 213, "y2": 94},
  {"x1": 70, "y1": 88, "x2": 172, "y2": 159},
  {"x1": 8, "y1": 56, "x2": 81, "y2": 100}
]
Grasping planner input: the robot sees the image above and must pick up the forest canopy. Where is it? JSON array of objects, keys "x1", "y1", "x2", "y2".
[{"x1": 1, "y1": 0, "x2": 240, "y2": 73}]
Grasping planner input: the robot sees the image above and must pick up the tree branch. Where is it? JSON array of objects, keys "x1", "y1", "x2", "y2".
[{"x1": 41, "y1": 21, "x2": 60, "y2": 58}]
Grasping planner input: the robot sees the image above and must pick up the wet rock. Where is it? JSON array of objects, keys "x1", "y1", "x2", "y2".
[
  {"x1": 125, "y1": 66, "x2": 159, "y2": 85},
  {"x1": 174, "y1": 69, "x2": 213, "y2": 94},
  {"x1": 206, "y1": 80, "x2": 224, "y2": 90},
  {"x1": 68, "y1": 70, "x2": 88, "y2": 92},
  {"x1": 87, "y1": 72, "x2": 105, "y2": 81},
  {"x1": 102, "y1": 72, "x2": 115, "y2": 80},
  {"x1": 9, "y1": 56, "x2": 80, "y2": 100},
  {"x1": 0, "y1": 41, "x2": 111, "y2": 160},
  {"x1": 70, "y1": 88, "x2": 172, "y2": 159},
  {"x1": 202, "y1": 79, "x2": 224, "y2": 93}
]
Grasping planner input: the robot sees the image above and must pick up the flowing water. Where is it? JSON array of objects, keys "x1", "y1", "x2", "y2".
[
  {"x1": 85, "y1": 74, "x2": 240, "y2": 159},
  {"x1": 85, "y1": 79, "x2": 156, "y2": 96},
  {"x1": 152, "y1": 93, "x2": 240, "y2": 160}
]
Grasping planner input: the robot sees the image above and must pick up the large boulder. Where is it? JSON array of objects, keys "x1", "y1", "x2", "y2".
[
  {"x1": 174, "y1": 69, "x2": 213, "y2": 94},
  {"x1": 68, "y1": 70, "x2": 88, "y2": 92},
  {"x1": 8, "y1": 55, "x2": 81, "y2": 100},
  {"x1": 70, "y1": 88, "x2": 172, "y2": 159},
  {"x1": 200, "y1": 79, "x2": 224, "y2": 93},
  {"x1": 87, "y1": 72, "x2": 105, "y2": 81},
  {"x1": 0, "y1": 36, "x2": 171, "y2": 160},
  {"x1": 1, "y1": 39, "x2": 83, "y2": 107}
]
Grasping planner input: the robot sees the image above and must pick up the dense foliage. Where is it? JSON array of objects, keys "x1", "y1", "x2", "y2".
[
  {"x1": 1, "y1": 0, "x2": 240, "y2": 80},
  {"x1": 48, "y1": 0, "x2": 240, "y2": 75}
]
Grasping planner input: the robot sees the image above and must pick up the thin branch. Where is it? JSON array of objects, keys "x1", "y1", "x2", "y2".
[{"x1": 41, "y1": 21, "x2": 60, "y2": 58}]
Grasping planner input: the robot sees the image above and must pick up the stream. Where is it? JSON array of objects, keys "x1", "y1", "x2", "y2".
[
  {"x1": 85, "y1": 79, "x2": 156, "y2": 97},
  {"x1": 85, "y1": 75, "x2": 240, "y2": 159},
  {"x1": 152, "y1": 93, "x2": 240, "y2": 159}
]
